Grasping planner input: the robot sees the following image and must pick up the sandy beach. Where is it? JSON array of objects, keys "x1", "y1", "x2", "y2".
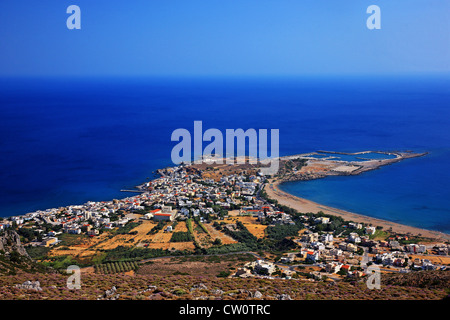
[{"x1": 265, "y1": 180, "x2": 450, "y2": 242}]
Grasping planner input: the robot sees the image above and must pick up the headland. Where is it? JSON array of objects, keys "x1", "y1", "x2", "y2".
[{"x1": 263, "y1": 150, "x2": 450, "y2": 241}]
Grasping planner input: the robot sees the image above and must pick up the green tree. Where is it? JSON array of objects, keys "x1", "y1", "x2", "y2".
[{"x1": 9, "y1": 250, "x2": 21, "y2": 263}]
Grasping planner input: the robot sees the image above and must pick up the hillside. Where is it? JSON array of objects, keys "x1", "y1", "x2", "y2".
[
  {"x1": 0, "y1": 230, "x2": 48, "y2": 275},
  {"x1": 0, "y1": 259, "x2": 448, "y2": 300},
  {"x1": 382, "y1": 270, "x2": 450, "y2": 290}
]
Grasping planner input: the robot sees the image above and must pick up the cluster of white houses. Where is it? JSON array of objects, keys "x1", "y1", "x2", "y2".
[
  {"x1": 0, "y1": 164, "x2": 265, "y2": 247},
  {"x1": 1, "y1": 162, "x2": 448, "y2": 277}
]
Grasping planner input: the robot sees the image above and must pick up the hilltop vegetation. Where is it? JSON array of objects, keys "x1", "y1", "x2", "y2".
[
  {"x1": 95, "y1": 261, "x2": 139, "y2": 274},
  {"x1": 2, "y1": 227, "x2": 449, "y2": 300},
  {"x1": 0, "y1": 267, "x2": 448, "y2": 300},
  {"x1": 382, "y1": 270, "x2": 450, "y2": 290}
]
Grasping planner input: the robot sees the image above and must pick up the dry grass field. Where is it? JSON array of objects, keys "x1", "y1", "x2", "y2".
[
  {"x1": 46, "y1": 214, "x2": 267, "y2": 263},
  {"x1": 203, "y1": 223, "x2": 237, "y2": 245},
  {"x1": 223, "y1": 215, "x2": 267, "y2": 238},
  {"x1": 409, "y1": 254, "x2": 450, "y2": 265},
  {"x1": 298, "y1": 160, "x2": 333, "y2": 174},
  {"x1": 49, "y1": 233, "x2": 106, "y2": 259},
  {"x1": 191, "y1": 220, "x2": 213, "y2": 248},
  {"x1": 48, "y1": 220, "x2": 199, "y2": 259},
  {"x1": 143, "y1": 221, "x2": 196, "y2": 250},
  {"x1": 150, "y1": 228, "x2": 173, "y2": 244},
  {"x1": 137, "y1": 253, "x2": 255, "y2": 277},
  {"x1": 173, "y1": 221, "x2": 188, "y2": 232},
  {"x1": 94, "y1": 220, "x2": 158, "y2": 250}
]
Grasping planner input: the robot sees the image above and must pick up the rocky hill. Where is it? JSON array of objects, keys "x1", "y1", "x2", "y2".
[
  {"x1": 0, "y1": 230, "x2": 47, "y2": 275},
  {"x1": 0, "y1": 230, "x2": 30, "y2": 258}
]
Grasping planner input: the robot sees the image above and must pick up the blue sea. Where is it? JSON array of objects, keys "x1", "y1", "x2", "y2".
[{"x1": 1, "y1": 76, "x2": 449, "y2": 233}]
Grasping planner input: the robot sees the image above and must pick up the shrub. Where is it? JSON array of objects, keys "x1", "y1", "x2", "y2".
[
  {"x1": 173, "y1": 289, "x2": 187, "y2": 295},
  {"x1": 266, "y1": 224, "x2": 301, "y2": 240},
  {"x1": 147, "y1": 221, "x2": 166, "y2": 235},
  {"x1": 217, "y1": 271, "x2": 231, "y2": 278},
  {"x1": 170, "y1": 232, "x2": 193, "y2": 242}
]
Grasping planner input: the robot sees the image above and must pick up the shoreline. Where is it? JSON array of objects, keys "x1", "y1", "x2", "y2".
[
  {"x1": 4, "y1": 149, "x2": 449, "y2": 243},
  {"x1": 265, "y1": 180, "x2": 450, "y2": 242}
]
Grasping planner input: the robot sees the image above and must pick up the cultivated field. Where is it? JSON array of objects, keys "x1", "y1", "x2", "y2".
[
  {"x1": 46, "y1": 215, "x2": 267, "y2": 263},
  {"x1": 141, "y1": 242, "x2": 196, "y2": 250},
  {"x1": 409, "y1": 254, "x2": 450, "y2": 266},
  {"x1": 48, "y1": 233, "x2": 104, "y2": 259},
  {"x1": 48, "y1": 219, "x2": 200, "y2": 258},
  {"x1": 192, "y1": 220, "x2": 213, "y2": 247},
  {"x1": 146, "y1": 221, "x2": 196, "y2": 250},
  {"x1": 94, "y1": 220, "x2": 158, "y2": 250},
  {"x1": 223, "y1": 215, "x2": 267, "y2": 238},
  {"x1": 137, "y1": 253, "x2": 255, "y2": 277},
  {"x1": 150, "y1": 228, "x2": 172, "y2": 244},
  {"x1": 203, "y1": 223, "x2": 237, "y2": 245}
]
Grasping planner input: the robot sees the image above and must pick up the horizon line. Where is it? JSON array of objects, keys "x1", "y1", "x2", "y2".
[{"x1": 1, "y1": 71, "x2": 450, "y2": 80}]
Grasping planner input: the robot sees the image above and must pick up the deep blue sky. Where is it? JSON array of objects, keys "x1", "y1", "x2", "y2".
[{"x1": 0, "y1": 0, "x2": 449, "y2": 77}]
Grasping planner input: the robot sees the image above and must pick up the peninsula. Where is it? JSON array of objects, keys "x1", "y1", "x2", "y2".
[{"x1": 262, "y1": 150, "x2": 450, "y2": 241}]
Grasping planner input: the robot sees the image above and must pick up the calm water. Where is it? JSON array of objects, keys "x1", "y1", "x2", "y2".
[
  {"x1": 307, "y1": 152, "x2": 397, "y2": 162},
  {"x1": 1, "y1": 76, "x2": 449, "y2": 233}
]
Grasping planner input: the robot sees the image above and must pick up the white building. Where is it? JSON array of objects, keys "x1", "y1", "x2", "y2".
[
  {"x1": 365, "y1": 226, "x2": 376, "y2": 235},
  {"x1": 325, "y1": 262, "x2": 342, "y2": 273},
  {"x1": 349, "y1": 222, "x2": 363, "y2": 229},
  {"x1": 254, "y1": 259, "x2": 276, "y2": 275},
  {"x1": 311, "y1": 241, "x2": 326, "y2": 251},
  {"x1": 348, "y1": 232, "x2": 361, "y2": 244},
  {"x1": 406, "y1": 244, "x2": 426, "y2": 254},
  {"x1": 315, "y1": 217, "x2": 330, "y2": 224},
  {"x1": 320, "y1": 233, "x2": 334, "y2": 243}
]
